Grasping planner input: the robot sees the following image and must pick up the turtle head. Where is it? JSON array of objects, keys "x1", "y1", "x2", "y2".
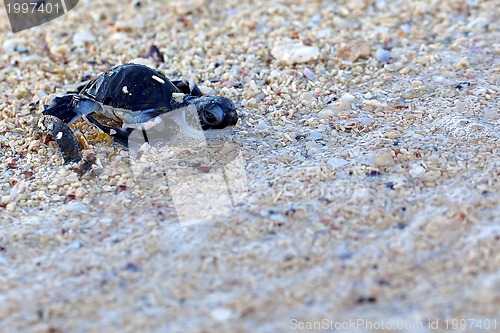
[{"x1": 191, "y1": 96, "x2": 238, "y2": 130}]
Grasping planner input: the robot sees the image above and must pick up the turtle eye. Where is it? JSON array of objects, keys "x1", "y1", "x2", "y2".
[
  {"x1": 201, "y1": 106, "x2": 224, "y2": 126},
  {"x1": 203, "y1": 111, "x2": 217, "y2": 124}
]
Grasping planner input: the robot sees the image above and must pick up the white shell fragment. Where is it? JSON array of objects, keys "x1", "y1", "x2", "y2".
[
  {"x1": 317, "y1": 108, "x2": 335, "y2": 119},
  {"x1": 9, "y1": 180, "x2": 26, "y2": 201},
  {"x1": 2, "y1": 38, "x2": 27, "y2": 53},
  {"x1": 211, "y1": 307, "x2": 233, "y2": 322},
  {"x1": 271, "y1": 41, "x2": 320, "y2": 65},
  {"x1": 63, "y1": 202, "x2": 89, "y2": 214},
  {"x1": 115, "y1": 15, "x2": 145, "y2": 30},
  {"x1": 376, "y1": 48, "x2": 391, "y2": 63},
  {"x1": 327, "y1": 157, "x2": 348, "y2": 167},
  {"x1": 198, "y1": 86, "x2": 216, "y2": 96},
  {"x1": 336, "y1": 40, "x2": 371, "y2": 61},
  {"x1": 375, "y1": 151, "x2": 395, "y2": 167},
  {"x1": 409, "y1": 164, "x2": 427, "y2": 178},
  {"x1": 303, "y1": 68, "x2": 316, "y2": 80},
  {"x1": 73, "y1": 30, "x2": 96, "y2": 45},
  {"x1": 172, "y1": 0, "x2": 207, "y2": 14}
]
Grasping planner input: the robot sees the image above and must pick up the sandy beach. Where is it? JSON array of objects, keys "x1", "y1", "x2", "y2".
[{"x1": 0, "y1": 0, "x2": 499, "y2": 332}]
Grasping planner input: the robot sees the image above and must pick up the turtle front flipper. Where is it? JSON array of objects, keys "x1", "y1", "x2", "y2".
[
  {"x1": 40, "y1": 94, "x2": 102, "y2": 163},
  {"x1": 38, "y1": 115, "x2": 82, "y2": 164},
  {"x1": 43, "y1": 94, "x2": 103, "y2": 123}
]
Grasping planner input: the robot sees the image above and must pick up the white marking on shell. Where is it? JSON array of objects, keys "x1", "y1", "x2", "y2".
[
  {"x1": 56, "y1": 131, "x2": 63, "y2": 140},
  {"x1": 122, "y1": 86, "x2": 129, "y2": 94},
  {"x1": 152, "y1": 75, "x2": 165, "y2": 84},
  {"x1": 172, "y1": 93, "x2": 185, "y2": 103}
]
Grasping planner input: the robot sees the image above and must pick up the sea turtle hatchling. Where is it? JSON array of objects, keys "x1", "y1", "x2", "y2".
[{"x1": 38, "y1": 63, "x2": 239, "y2": 163}]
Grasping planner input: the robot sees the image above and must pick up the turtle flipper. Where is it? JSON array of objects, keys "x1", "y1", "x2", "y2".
[
  {"x1": 38, "y1": 115, "x2": 82, "y2": 164},
  {"x1": 172, "y1": 79, "x2": 204, "y2": 97},
  {"x1": 43, "y1": 94, "x2": 102, "y2": 124},
  {"x1": 40, "y1": 94, "x2": 103, "y2": 163}
]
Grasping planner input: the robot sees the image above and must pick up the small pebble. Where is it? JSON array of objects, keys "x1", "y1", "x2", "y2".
[
  {"x1": 63, "y1": 202, "x2": 89, "y2": 214},
  {"x1": 317, "y1": 108, "x2": 335, "y2": 119},
  {"x1": 9, "y1": 181, "x2": 26, "y2": 201},
  {"x1": 375, "y1": 151, "x2": 395, "y2": 167},
  {"x1": 454, "y1": 57, "x2": 470, "y2": 71},
  {"x1": 336, "y1": 40, "x2": 371, "y2": 62},
  {"x1": 359, "y1": 117, "x2": 374, "y2": 126},
  {"x1": 172, "y1": 0, "x2": 207, "y2": 14},
  {"x1": 400, "y1": 22, "x2": 412, "y2": 34},
  {"x1": 472, "y1": 88, "x2": 487, "y2": 96},
  {"x1": 303, "y1": 68, "x2": 316, "y2": 80},
  {"x1": 409, "y1": 164, "x2": 426, "y2": 178},
  {"x1": 15, "y1": 46, "x2": 29, "y2": 53},
  {"x1": 338, "y1": 93, "x2": 355, "y2": 111},
  {"x1": 255, "y1": 119, "x2": 270, "y2": 131},
  {"x1": 1, "y1": 196, "x2": 10, "y2": 205},
  {"x1": 301, "y1": 92, "x2": 314, "y2": 102},
  {"x1": 211, "y1": 307, "x2": 233, "y2": 322},
  {"x1": 271, "y1": 41, "x2": 320, "y2": 65},
  {"x1": 198, "y1": 86, "x2": 216, "y2": 96},
  {"x1": 376, "y1": 48, "x2": 391, "y2": 63},
  {"x1": 2, "y1": 38, "x2": 27, "y2": 53},
  {"x1": 307, "y1": 131, "x2": 323, "y2": 141},
  {"x1": 115, "y1": 15, "x2": 145, "y2": 31},
  {"x1": 327, "y1": 158, "x2": 348, "y2": 168},
  {"x1": 73, "y1": 30, "x2": 96, "y2": 45}
]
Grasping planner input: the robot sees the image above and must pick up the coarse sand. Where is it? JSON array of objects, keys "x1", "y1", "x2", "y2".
[{"x1": 0, "y1": 0, "x2": 499, "y2": 332}]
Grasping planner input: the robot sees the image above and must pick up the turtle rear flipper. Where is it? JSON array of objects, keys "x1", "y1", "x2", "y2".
[{"x1": 172, "y1": 79, "x2": 204, "y2": 97}]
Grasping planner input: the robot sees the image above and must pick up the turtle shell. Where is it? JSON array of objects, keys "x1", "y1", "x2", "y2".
[{"x1": 82, "y1": 64, "x2": 181, "y2": 111}]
